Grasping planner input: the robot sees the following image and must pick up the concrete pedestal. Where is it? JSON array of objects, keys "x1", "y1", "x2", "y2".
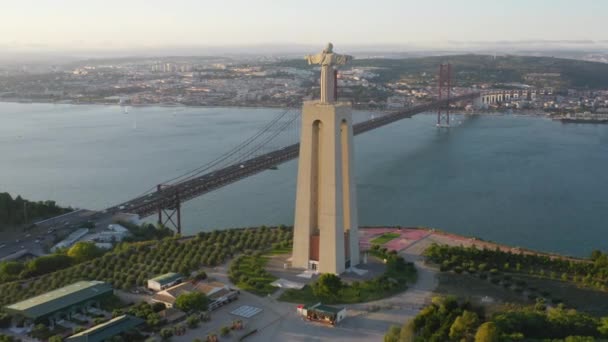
[{"x1": 292, "y1": 100, "x2": 359, "y2": 274}]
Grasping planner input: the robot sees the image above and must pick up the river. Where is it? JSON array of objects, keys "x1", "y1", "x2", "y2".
[{"x1": 1, "y1": 102, "x2": 607, "y2": 257}]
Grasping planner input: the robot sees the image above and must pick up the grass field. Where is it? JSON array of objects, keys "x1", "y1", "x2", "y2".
[
  {"x1": 268, "y1": 245, "x2": 292, "y2": 255},
  {"x1": 435, "y1": 271, "x2": 608, "y2": 316},
  {"x1": 370, "y1": 232, "x2": 400, "y2": 245},
  {"x1": 279, "y1": 251, "x2": 417, "y2": 305}
]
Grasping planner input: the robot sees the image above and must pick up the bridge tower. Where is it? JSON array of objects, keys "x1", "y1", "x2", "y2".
[
  {"x1": 437, "y1": 63, "x2": 452, "y2": 127},
  {"x1": 292, "y1": 44, "x2": 359, "y2": 274},
  {"x1": 156, "y1": 184, "x2": 182, "y2": 234}
]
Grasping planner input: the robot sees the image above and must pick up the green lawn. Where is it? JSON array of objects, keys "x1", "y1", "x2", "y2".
[
  {"x1": 229, "y1": 254, "x2": 278, "y2": 296},
  {"x1": 370, "y1": 232, "x2": 400, "y2": 245},
  {"x1": 269, "y1": 245, "x2": 292, "y2": 255},
  {"x1": 279, "y1": 250, "x2": 417, "y2": 305},
  {"x1": 278, "y1": 284, "x2": 317, "y2": 303}
]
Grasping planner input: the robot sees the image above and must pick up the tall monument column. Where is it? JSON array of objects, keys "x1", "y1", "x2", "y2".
[{"x1": 292, "y1": 43, "x2": 359, "y2": 274}]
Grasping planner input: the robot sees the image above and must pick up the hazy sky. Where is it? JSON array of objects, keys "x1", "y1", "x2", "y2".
[{"x1": 2, "y1": 0, "x2": 607, "y2": 50}]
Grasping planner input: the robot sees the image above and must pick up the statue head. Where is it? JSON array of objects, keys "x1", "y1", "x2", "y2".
[{"x1": 324, "y1": 42, "x2": 334, "y2": 54}]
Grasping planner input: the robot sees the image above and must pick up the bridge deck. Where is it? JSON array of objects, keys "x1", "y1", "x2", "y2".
[{"x1": 108, "y1": 93, "x2": 478, "y2": 218}]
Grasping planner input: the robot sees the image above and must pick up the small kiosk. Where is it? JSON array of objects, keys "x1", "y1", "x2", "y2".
[{"x1": 297, "y1": 303, "x2": 346, "y2": 326}]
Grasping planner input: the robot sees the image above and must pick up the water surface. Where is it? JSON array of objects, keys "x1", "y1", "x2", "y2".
[{"x1": 1, "y1": 102, "x2": 607, "y2": 256}]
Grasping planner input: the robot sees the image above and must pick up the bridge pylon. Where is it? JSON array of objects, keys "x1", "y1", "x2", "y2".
[
  {"x1": 437, "y1": 63, "x2": 452, "y2": 128},
  {"x1": 156, "y1": 184, "x2": 181, "y2": 234}
]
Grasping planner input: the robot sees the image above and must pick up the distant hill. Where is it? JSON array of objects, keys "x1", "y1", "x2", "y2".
[{"x1": 278, "y1": 54, "x2": 608, "y2": 89}]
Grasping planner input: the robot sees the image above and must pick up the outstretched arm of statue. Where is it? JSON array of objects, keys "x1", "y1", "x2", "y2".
[
  {"x1": 334, "y1": 54, "x2": 353, "y2": 65},
  {"x1": 305, "y1": 53, "x2": 324, "y2": 65}
]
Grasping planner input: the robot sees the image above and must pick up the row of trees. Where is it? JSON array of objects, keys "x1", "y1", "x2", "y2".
[
  {"x1": 0, "y1": 241, "x2": 104, "y2": 283},
  {"x1": 424, "y1": 244, "x2": 608, "y2": 291},
  {"x1": 118, "y1": 222, "x2": 174, "y2": 242},
  {"x1": 0, "y1": 192, "x2": 71, "y2": 228},
  {"x1": 0, "y1": 221, "x2": 176, "y2": 285},
  {"x1": 0, "y1": 334, "x2": 18, "y2": 342},
  {"x1": 0, "y1": 226, "x2": 292, "y2": 307},
  {"x1": 385, "y1": 296, "x2": 608, "y2": 342}
]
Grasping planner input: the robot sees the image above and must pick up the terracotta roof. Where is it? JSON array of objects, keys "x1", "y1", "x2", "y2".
[
  {"x1": 208, "y1": 288, "x2": 231, "y2": 300},
  {"x1": 153, "y1": 281, "x2": 228, "y2": 305},
  {"x1": 152, "y1": 293, "x2": 176, "y2": 305}
]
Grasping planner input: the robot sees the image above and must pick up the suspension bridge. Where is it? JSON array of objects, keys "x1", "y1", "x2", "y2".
[{"x1": 103, "y1": 88, "x2": 480, "y2": 233}]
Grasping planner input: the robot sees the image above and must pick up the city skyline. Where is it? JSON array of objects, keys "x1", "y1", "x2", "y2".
[{"x1": 2, "y1": 0, "x2": 607, "y2": 52}]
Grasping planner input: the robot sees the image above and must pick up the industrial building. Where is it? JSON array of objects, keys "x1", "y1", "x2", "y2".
[
  {"x1": 65, "y1": 315, "x2": 143, "y2": 342},
  {"x1": 3, "y1": 281, "x2": 113, "y2": 324}
]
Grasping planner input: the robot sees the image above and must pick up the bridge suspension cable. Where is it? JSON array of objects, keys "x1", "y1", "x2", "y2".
[{"x1": 133, "y1": 107, "x2": 300, "y2": 198}]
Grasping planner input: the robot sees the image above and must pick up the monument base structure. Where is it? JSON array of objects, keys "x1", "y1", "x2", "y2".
[{"x1": 292, "y1": 100, "x2": 360, "y2": 274}]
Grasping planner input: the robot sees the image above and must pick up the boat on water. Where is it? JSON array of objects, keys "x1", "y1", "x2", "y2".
[
  {"x1": 559, "y1": 118, "x2": 608, "y2": 124},
  {"x1": 555, "y1": 112, "x2": 608, "y2": 124}
]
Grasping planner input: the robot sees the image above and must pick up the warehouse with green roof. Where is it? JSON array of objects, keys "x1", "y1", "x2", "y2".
[
  {"x1": 66, "y1": 315, "x2": 144, "y2": 342},
  {"x1": 3, "y1": 281, "x2": 113, "y2": 324}
]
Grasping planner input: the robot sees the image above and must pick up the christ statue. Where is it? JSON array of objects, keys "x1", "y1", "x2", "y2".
[{"x1": 305, "y1": 43, "x2": 352, "y2": 104}]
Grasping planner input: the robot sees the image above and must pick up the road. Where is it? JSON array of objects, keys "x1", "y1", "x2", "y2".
[{"x1": 0, "y1": 209, "x2": 112, "y2": 260}]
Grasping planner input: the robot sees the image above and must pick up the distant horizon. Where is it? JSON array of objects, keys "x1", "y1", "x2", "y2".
[{"x1": 2, "y1": 39, "x2": 608, "y2": 64}]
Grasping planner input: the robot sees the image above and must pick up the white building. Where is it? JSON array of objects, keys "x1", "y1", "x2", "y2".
[
  {"x1": 51, "y1": 228, "x2": 90, "y2": 252},
  {"x1": 147, "y1": 273, "x2": 184, "y2": 292}
]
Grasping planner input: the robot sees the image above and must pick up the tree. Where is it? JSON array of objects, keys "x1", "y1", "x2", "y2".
[
  {"x1": 220, "y1": 326, "x2": 231, "y2": 336},
  {"x1": 30, "y1": 323, "x2": 50, "y2": 339},
  {"x1": 186, "y1": 315, "x2": 200, "y2": 328},
  {"x1": 400, "y1": 320, "x2": 416, "y2": 342},
  {"x1": 474, "y1": 322, "x2": 499, "y2": 342},
  {"x1": 194, "y1": 271, "x2": 207, "y2": 281},
  {"x1": 174, "y1": 292, "x2": 209, "y2": 312},
  {"x1": 26, "y1": 254, "x2": 72, "y2": 276},
  {"x1": 313, "y1": 274, "x2": 343, "y2": 301},
  {"x1": 384, "y1": 325, "x2": 401, "y2": 342},
  {"x1": 449, "y1": 310, "x2": 479, "y2": 341},
  {"x1": 591, "y1": 250, "x2": 603, "y2": 261},
  {"x1": 0, "y1": 334, "x2": 17, "y2": 342},
  {"x1": 49, "y1": 335, "x2": 64, "y2": 342},
  {"x1": 151, "y1": 302, "x2": 166, "y2": 312},
  {"x1": 0, "y1": 261, "x2": 25, "y2": 277},
  {"x1": 159, "y1": 327, "x2": 173, "y2": 340},
  {"x1": 598, "y1": 316, "x2": 608, "y2": 336},
  {"x1": 68, "y1": 242, "x2": 103, "y2": 263}
]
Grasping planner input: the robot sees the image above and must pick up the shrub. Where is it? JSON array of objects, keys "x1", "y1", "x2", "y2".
[
  {"x1": 0, "y1": 313, "x2": 10, "y2": 328},
  {"x1": 159, "y1": 328, "x2": 173, "y2": 340},
  {"x1": 220, "y1": 326, "x2": 231, "y2": 336},
  {"x1": 186, "y1": 315, "x2": 200, "y2": 328}
]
